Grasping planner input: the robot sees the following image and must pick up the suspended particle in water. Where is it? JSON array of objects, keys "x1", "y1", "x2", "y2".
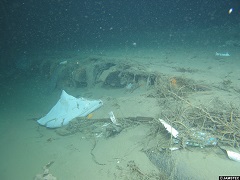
[{"x1": 228, "y1": 8, "x2": 233, "y2": 14}]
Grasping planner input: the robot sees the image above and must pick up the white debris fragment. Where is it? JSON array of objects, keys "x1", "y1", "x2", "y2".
[
  {"x1": 226, "y1": 150, "x2": 240, "y2": 162},
  {"x1": 109, "y1": 111, "x2": 120, "y2": 125},
  {"x1": 102, "y1": 123, "x2": 110, "y2": 127},
  {"x1": 159, "y1": 119, "x2": 179, "y2": 138},
  {"x1": 169, "y1": 147, "x2": 180, "y2": 151},
  {"x1": 34, "y1": 161, "x2": 57, "y2": 180},
  {"x1": 59, "y1": 60, "x2": 68, "y2": 65}
]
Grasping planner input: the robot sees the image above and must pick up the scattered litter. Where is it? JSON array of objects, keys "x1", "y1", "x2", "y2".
[
  {"x1": 109, "y1": 111, "x2": 120, "y2": 125},
  {"x1": 159, "y1": 119, "x2": 179, "y2": 138},
  {"x1": 95, "y1": 132, "x2": 103, "y2": 138},
  {"x1": 184, "y1": 130, "x2": 217, "y2": 147},
  {"x1": 125, "y1": 82, "x2": 141, "y2": 93},
  {"x1": 59, "y1": 60, "x2": 67, "y2": 65},
  {"x1": 104, "y1": 111, "x2": 123, "y2": 137},
  {"x1": 169, "y1": 147, "x2": 180, "y2": 151},
  {"x1": 102, "y1": 123, "x2": 111, "y2": 127},
  {"x1": 34, "y1": 161, "x2": 57, "y2": 180},
  {"x1": 226, "y1": 150, "x2": 240, "y2": 162},
  {"x1": 37, "y1": 90, "x2": 103, "y2": 128},
  {"x1": 159, "y1": 118, "x2": 217, "y2": 148},
  {"x1": 126, "y1": 83, "x2": 133, "y2": 90},
  {"x1": 215, "y1": 52, "x2": 230, "y2": 57}
]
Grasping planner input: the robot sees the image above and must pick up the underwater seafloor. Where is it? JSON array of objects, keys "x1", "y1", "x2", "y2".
[{"x1": 1, "y1": 28, "x2": 240, "y2": 180}]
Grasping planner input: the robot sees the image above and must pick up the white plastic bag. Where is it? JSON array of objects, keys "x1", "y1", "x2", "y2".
[{"x1": 37, "y1": 90, "x2": 103, "y2": 128}]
